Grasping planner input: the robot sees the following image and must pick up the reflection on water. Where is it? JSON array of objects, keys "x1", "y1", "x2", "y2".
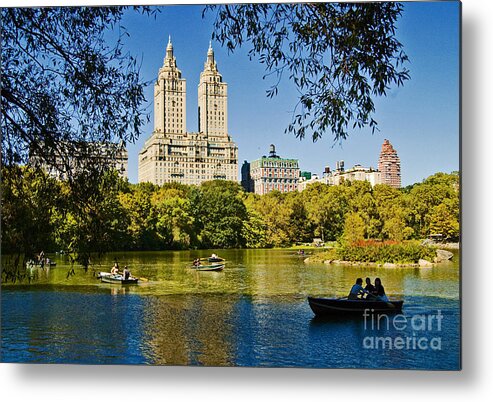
[
  {"x1": 1, "y1": 249, "x2": 460, "y2": 368},
  {"x1": 142, "y1": 295, "x2": 236, "y2": 366}
]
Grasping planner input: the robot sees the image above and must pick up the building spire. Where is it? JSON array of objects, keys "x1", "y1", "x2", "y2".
[
  {"x1": 207, "y1": 41, "x2": 214, "y2": 65},
  {"x1": 166, "y1": 35, "x2": 173, "y2": 59}
]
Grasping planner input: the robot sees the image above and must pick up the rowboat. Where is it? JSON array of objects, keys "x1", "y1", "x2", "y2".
[
  {"x1": 190, "y1": 264, "x2": 224, "y2": 272},
  {"x1": 307, "y1": 297, "x2": 404, "y2": 317},
  {"x1": 97, "y1": 271, "x2": 139, "y2": 285}
]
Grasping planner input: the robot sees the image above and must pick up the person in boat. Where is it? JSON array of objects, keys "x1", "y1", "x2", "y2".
[
  {"x1": 211, "y1": 253, "x2": 218, "y2": 259},
  {"x1": 123, "y1": 266, "x2": 131, "y2": 280},
  {"x1": 348, "y1": 278, "x2": 370, "y2": 300},
  {"x1": 298, "y1": 249, "x2": 305, "y2": 255},
  {"x1": 38, "y1": 250, "x2": 45, "y2": 268},
  {"x1": 193, "y1": 258, "x2": 201, "y2": 267},
  {"x1": 364, "y1": 277, "x2": 376, "y2": 293},
  {"x1": 374, "y1": 278, "x2": 389, "y2": 301},
  {"x1": 111, "y1": 262, "x2": 119, "y2": 275}
]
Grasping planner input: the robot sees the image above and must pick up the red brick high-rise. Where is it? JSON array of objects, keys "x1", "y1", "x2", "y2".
[{"x1": 378, "y1": 139, "x2": 401, "y2": 188}]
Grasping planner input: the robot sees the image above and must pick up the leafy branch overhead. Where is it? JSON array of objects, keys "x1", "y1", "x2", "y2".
[
  {"x1": 205, "y1": 3, "x2": 410, "y2": 142},
  {"x1": 1, "y1": 7, "x2": 156, "y2": 175}
]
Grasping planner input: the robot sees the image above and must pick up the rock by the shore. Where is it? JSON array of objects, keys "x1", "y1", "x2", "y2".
[
  {"x1": 436, "y1": 249, "x2": 454, "y2": 262},
  {"x1": 383, "y1": 262, "x2": 397, "y2": 268},
  {"x1": 419, "y1": 259, "x2": 434, "y2": 267},
  {"x1": 421, "y1": 240, "x2": 460, "y2": 250}
]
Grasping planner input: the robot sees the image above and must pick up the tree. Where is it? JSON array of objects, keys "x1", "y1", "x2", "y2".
[
  {"x1": 206, "y1": 3, "x2": 409, "y2": 142},
  {"x1": 344, "y1": 180, "x2": 377, "y2": 238},
  {"x1": 407, "y1": 172, "x2": 459, "y2": 237},
  {"x1": 152, "y1": 186, "x2": 195, "y2": 249},
  {"x1": 242, "y1": 208, "x2": 268, "y2": 249},
  {"x1": 118, "y1": 183, "x2": 160, "y2": 250},
  {"x1": 303, "y1": 182, "x2": 331, "y2": 242},
  {"x1": 55, "y1": 171, "x2": 129, "y2": 269},
  {"x1": 382, "y1": 207, "x2": 414, "y2": 242},
  {"x1": 373, "y1": 183, "x2": 402, "y2": 239},
  {"x1": 284, "y1": 192, "x2": 312, "y2": 243},
  {"x1": 196, "y1": 181, "x2": 247, "y2": 248},
  {"x1": 342, "y1": 212, "x2": 365, "y2": 244},
  {"x1": 429, "y1": 199, "x2": 459, "y2": 241},
  {"x1": 1, "y1": 166, "x2": 61, "y2": 266},
  {"x1": 1, "y1": 7, "x2": 153, "y2": 173}
]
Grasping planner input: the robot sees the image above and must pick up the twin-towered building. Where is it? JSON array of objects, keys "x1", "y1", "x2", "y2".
[{"x1": 138, "y1": 37, "x2": 238, "y2": 186}]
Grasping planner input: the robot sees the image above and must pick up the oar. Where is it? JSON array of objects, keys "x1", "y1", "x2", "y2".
[
  {"x1": 135, "y1": 276, "x2": 148, "y2": 282},
  {"x1": 366, "y1": 294, "x2": 398, "y2": 309}
]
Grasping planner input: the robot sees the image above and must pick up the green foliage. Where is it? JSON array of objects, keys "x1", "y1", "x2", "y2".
[
  {"x1": 1, "y1": 7, "x2": 157, "y2": 170},
  {"x1": 206, "y1": 3, "x2": 409, "y2": 142},
  {"x1": 1, "y1": 166, "x2": 61, "y2": 257},
  {"x1": 152, "y1": 186, "x2": 195, "y2": 249},
  {"x1": 1, "y1": 170, "x2": 460, "y2": 267},
  {"x1": 337, "y1": 241, "x2": 436, "y2": 264},
  {"x1": 195, "y1": 181, "x2": 247, "y2": 248},
  {"x1": 247, "y1": 192, "x2": 293, "y2": 247},
  {"x1": 407, "y1": 172, "x2": 459, "y2": 238},
  {"x1": 242, "y1": 209, "x2": 268, "y2": 249},
  {"x1": 342, "y1": 212, "x2": 365, "y2": 244},
  {"x1": 429, "y1": 199, "x2": 460, "y2": 240},
  {"x1": 55, "y1": 170, "x2": 129, "y2": 268}
]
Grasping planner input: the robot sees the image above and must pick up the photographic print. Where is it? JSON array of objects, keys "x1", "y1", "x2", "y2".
[{"x1": 1, "y1": 2, "x2": 460, "y2": 369}]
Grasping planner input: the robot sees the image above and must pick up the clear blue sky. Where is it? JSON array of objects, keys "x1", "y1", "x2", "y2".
[{"x1": 118, "y1": 2, "x2": 460, "y2": 186}]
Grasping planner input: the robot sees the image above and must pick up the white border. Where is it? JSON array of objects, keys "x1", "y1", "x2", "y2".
[{"x1": 2, "y1": 0, "x2": 492, "y2": 401}]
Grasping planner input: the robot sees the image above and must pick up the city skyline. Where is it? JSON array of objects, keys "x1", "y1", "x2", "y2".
[{"x1": 116, "y1": 2, "x2": 459, "y2": 187}]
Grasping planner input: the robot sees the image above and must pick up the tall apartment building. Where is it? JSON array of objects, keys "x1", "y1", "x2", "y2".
[
  {"x1": 243, "y1": 145, "x2": 300, "y2": 195},
  {"x1": 138, "y1": 38, "x2": 238, "y2": 185},
  {"x1": 378, "y1": 139, "x2": 401, "y2": 188}
]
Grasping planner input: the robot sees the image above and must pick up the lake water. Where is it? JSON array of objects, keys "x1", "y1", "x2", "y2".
[{"x1": 1, "y1": 249, "x2": 460, "y2": 369}]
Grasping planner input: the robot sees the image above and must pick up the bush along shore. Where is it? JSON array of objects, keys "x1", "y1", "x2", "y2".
[{"x1": 305, "y1": 240, "x2": 456, "y2": 267}]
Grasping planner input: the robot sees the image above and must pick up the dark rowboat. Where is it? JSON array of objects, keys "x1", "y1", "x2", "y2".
[
  {"x1": 190, "y1": 264, "x2": 224, "y2": 272},
  {"x1": 308, "y1": 297, "x2": 403, "y2": 317},
  {"x1": 98, "y1": 272, "x2": 139, "y2": 285}
]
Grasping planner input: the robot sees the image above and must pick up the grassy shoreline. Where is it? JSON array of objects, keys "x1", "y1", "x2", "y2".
[{"x1": 304, "y1": 240, "x2": 457, "y2": 266}]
